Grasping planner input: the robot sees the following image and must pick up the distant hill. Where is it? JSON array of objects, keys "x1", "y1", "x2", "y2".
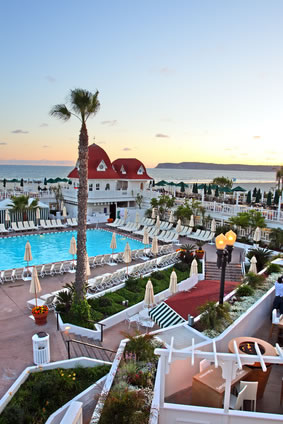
[{"x1": 155, "y1": 162, "x2": 279, "y2": 172}]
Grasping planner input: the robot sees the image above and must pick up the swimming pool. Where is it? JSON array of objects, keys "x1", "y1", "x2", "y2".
[{"x1": 0, "y1": 229, "x2": 144, "y2": 270}]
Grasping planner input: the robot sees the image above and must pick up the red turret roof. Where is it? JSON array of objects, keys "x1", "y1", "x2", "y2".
[
  {"x1": 112, "y1": 158, "x2": 152, "y2": 180},
  {"x1": 68, "y1": 144, "x2": 152, "y2": 180},
  {"x1": 68, "y1": 143, "x2": 119, "y2": 179}
]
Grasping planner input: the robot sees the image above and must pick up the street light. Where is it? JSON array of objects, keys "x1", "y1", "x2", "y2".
[{"x1": 215, "y1": 230, "x2": 237, "y2": 305}]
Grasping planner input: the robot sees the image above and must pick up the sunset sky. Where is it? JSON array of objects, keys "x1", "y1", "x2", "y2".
[{"x1": 0, "y1": 0, "x2": 282, "y2": 168}]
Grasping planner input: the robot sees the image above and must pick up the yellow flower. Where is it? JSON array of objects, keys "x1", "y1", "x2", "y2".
[
  {"x1": 61, "y1": 373, "x2": 64, "y2": 376},
  {"x1": 72, "y1": 377, "x2": 76, "y2": 380},
  {"x1": 9, "y1": 392, "x2": 12, "y2": 396},
  {"x1": 42, "y1": 407, "x2": 46, "y2": 412},
  {"x1": 73, "y1": 373, "x2": 76, "y2": 376}
]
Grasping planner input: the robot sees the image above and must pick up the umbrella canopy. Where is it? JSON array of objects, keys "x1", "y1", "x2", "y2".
[
  {"x1": 219, "y1": 187, "x2": 232, "y2": 193},
  {"x1": 155, "y1": 180, "x2": 168, "y2": 186},
  {"x1": 176, "y1": 219, "x2": 182, "y2": 233},
  {"x1": 169, "y1": 210, "x2": 174, "y2": 223},
  {"x1": 36, "y1": 207, "x2": 40, "y2": 220},
  {"x1": 249, "y1": 256, "x2": 257, "y2": 274},
  {"x1": 62, "y1": 206, "x2": 67, "y2": 218},
  {"x1": 110, "y1": 232, "x2": 117, "y2": 250},
  {"x1": 5, "y1": 209, "x2": 10, "y2": 221},
  {"x1": 142, "y1": 227, "x2": 150, "y2": 245},
  {"x1": 253, "y1": 227, "x2": 261, "y2": 243},
  {"x1": 69, "y1": 236, "x2": 77, "y2": 256},
  {"x1": 155, "y1": 215, "x2": 160, "y2": 229},
  {"x1": 86, "y1": 254, "x2": 91, "y2": 276},
  {"x1": 135, "y1": 211, "x2": 140, "y2": 224},
  {"x1": 151, "y1": 208, "x2": 156, "y2": 219},
  {"x1": 190, "y1": 258, "x2": 198, "y2": 277},
  {"x1": 123, "y1": 242, "x2": 132, "y2": 264},
  {"x1": 151, "y1": 236, "x2": 159, "y2": 255},
  {"x1": 211, "y1": 219, "x2": 216, "y2": 233},
  {"x1": 124, "y1": 208, "x2": 128, "y2": 221},
  {"x1": 189, "y1": 215, "x2": 194, "y2": 227},
  {"x1": 169, "y1": 270, "x2": 178, "y2": 294},
  {"x1": 29, "y1": 267, "x2": 42, "y2": 304},
  {"x1": 232, "y1": 186, "x2": 246, "y2": 192},
  {"x1": 144, "y1": 279, "x2": 155, "y2": 306},
  {"x1": 24, "y1": 241, "x2": 32, "y2": 265}
]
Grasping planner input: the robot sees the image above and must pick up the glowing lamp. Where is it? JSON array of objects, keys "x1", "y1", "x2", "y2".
[
  {"x1": 225, "y1": 230, "x2": 237, "y2": 246},
  {"x1": 215, "y1": 233, "x2": 227, "y2": 250}
]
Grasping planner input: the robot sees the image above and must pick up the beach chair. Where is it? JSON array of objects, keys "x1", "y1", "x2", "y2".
[
  {"x1": 45, "y1": 220, "x2": 54, "y2": 228},
  {"x1": 66, "y1": 218, "x2": 73, "y2": 227},
  {"x1": 0, "y1": 223, "x2": 8, "y2": 233},
  {"x1": 51, "y1": 219, "x2": 59, "y2": 228},
  {"x1": 102, "y1": 254, "x2": 111, "y2": 265},
  {"x1": 28, "y1": 221, "x2": 38, "y2": 230},
  {"x1": 114, "y1": 251, "x2": 124, "y2": 263},
  {"x1": 17, "y1": 222, "x2": 25, "y2": 231},
  {"x1": 56, "y1": 219, "x2": 64, "y2": 228},
  {"x1": 2, "y1": 269, "x2": 15, "y2": 281},
  {"x1": 27, "y1": 294, "x2": 56, "y2": 311},
  {"x1": 51, "y1": 262, "x2": 64, "y2": 275},
  {"x1": 42, "y1": 263, "x2": 53, "y2": 275},
  {"x1": 35, "y1": 264, "x2": 45, "y2": 278},
  {"x1": 71, "y1": 218, "x2": 78, "y2": 226},
  {"x1": 23, "y1": 221, "x2": 31, "y2": 231},
  {"x1": 39, "y1": 219, "x2": 47, "y2": 229},
  {"x1": 93, "y1": 255, "x2": 104, "y2": 266},
  {"x1": 14, "y1": 267, "x2": 27, "y2": 280},
  {"x1": 10, "y1": 222, "x2": 19, "y2": 231}
]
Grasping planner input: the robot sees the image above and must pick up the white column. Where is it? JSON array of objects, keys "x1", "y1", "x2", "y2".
[{"x1": 159, "y1": 354, "x2": 166, "y2": 408}]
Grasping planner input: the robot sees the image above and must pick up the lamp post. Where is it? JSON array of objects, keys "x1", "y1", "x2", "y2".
[{"x1": 215, "y1": 230, "x2": 237, "y2": 305}]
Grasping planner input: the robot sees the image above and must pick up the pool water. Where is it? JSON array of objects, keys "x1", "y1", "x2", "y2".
[{"x1": 0, "y1": 229, "x2": 144, "y2": 270}]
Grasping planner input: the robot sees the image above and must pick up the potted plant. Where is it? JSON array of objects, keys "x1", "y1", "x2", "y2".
[
  {"x1": 32, "y1": 305, "x2": 49, "y2": 325},
  {"x1": 195, "y1": 240, "x2": 205, "y2": 259}
]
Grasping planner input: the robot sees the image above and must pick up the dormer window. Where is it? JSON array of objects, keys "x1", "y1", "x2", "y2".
[
  {"x1": 97, "y1": 160, "x2": 107, "y2": 171},
  {"x1": 120, "y1": 165, "x2": 126, "y2": 174},
  {"x1": 137, "y1": 166, "x2": 144, "y2": 175}
]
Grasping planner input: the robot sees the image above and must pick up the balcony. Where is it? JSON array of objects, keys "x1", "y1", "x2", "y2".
[{"x1": 61, "y1": 187, "x2": 156, "y2": 203}]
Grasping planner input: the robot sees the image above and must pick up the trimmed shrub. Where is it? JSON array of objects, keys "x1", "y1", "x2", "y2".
[
  {"x1": 244, "y1": 272, "x2": 265, "y2": 288},
  {"x1": 265, "y1": 263, "x2": 282, "y2": 275},
  {"x1": 236, "y1": 284, "x2": 254, "y2": 297}
]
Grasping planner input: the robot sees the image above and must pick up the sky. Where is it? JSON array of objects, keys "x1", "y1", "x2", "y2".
[{"x1": 0, "y1": 0, "x2": 283, "y2": 168}]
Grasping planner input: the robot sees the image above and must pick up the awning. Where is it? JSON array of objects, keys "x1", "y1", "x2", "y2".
[{"x1": 149, "y1": 302, "x2": 185, "y2": 328}]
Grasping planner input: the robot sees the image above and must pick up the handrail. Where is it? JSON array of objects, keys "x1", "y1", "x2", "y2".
[{"x1": 66, "y1": 338, "x2": 116, "y2": 360}]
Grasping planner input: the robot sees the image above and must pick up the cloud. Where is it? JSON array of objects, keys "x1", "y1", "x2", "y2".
[
  {"x1": 0, "y1": 142, "x2": 7, "y2": 145},
  {"x1": 45, "y1": 75, "x2": 56, "y2": 83},
  {"x1": 253, "y1": 136, "x2": 261, "y2": 139},
  {"x1": 123, "y1": 147, "x2": 131, "y2": 151},
  {"x1": 0, "y1": 159, "x2": 74, "y2": 166},
  {"x1": 155, "y1": 133, "x2": 169, "y2": 138},
  {"x1": 42, "y1": 145, "x2": 49, "y2": 148},
  {"x1": 40, "y1": 123, "x2": 48, "y2": 127},
  {"x1": 11, "y1": 129, "x2": 29, "y2": 134},
  {"x1": 101, "y1": 120, "x2": 118, "y2": 126}
]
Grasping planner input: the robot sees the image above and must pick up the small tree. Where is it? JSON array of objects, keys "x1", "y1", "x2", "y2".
[
  {"x1": 3, "y1": 178, "x2": 6, "y2": 188},
  {"x1": 135, "y1": 193, "x2": 143, "y2": 209},
  {"x1": 266, "y1": 191, "x2": 272, "y2": 206},
  {"x1": 252, "y1": 187, "x2": 257, "y2": 198},
  {"x1": 215, "y1": 186, "x2": 219, "y2": 197},
  {"x1": 51, "y1": 184, "x2": 64, "y2": 210},
  {"x1": 9, "y1": 195, "x2": 38, "y2": 221},
  {"x1": 246, "y1": 190, "x2": 251, "y2": 204},
  {"x1": 229, "y1": 210, "x2": 266, "y2": 238},
  {"x1": 212, "y1": 177, "x2": 233, "y2": 188},
  {"x1": 269, "y1": 227, "x2": 283, "y2": 251},
  {"x1": 274, "y1": 190, "x2": 280, "y2": 205}
]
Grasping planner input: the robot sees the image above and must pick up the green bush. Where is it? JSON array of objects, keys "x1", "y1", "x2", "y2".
[
  {"x1": 98, "y1": 297, "x2": 112, "y2": 307},
  {"x1": 265, "y1": 263, "x2": 282, "y2": 275},
  {"x1": 244, "y1": 272, "x2": 265, "y2": 288},
  {"x1": 0, "y1": 365, "x2": 110, "y2": 424},
  {"x1": 175, "y1": 261, "x2": 189, "y2": 272},
  {"x1": 236, "y1": 284, "x2": 254, "y2": 297},
  {"x1": 198, "y1": 301, "x2": 231, "y2": 331},
  {"x1": 151, "y1": 271, "x2": 164, "y2": 280}
]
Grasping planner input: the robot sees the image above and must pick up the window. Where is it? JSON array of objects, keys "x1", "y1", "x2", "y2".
[
  {"x1": 89, "y1": 184, "x2": 93, "y2": 191},
  {"x1": 97, "y1": 160, "x2": 107, "y2": 171},
  {"x1": 105, "y1": 183, "x2": 110, "y2": 190},
  {"x1": 137, "y1": 166, "x2": 144, "y2": 175},
  {"x1": 96, "y1": 183, "x2": 100, "y2": 190},
  {"x1": 120, "y1": 165, "x2": 126, "y2": 174}
]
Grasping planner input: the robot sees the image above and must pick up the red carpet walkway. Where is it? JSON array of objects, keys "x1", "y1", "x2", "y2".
[{"x1": 165, "y1": 280, "x2": 240, "y2": 319}]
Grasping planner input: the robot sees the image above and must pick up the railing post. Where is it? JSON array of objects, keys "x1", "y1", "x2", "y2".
[
  {"x1": 67, "y1": 340, "x2": 71, "y2": 359},
  {"x1": 56, "y1": 312, "x2": 59, "y2": 331}
]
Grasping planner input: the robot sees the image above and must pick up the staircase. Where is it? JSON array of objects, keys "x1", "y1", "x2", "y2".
[
  {"x1": 205, "y1": 261, "x2": 243, "y2": 282},
  {"x1": 61, "y1": 332, "x2": 115, "y2": 362}
]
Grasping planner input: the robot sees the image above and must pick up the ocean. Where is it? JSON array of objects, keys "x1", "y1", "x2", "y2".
[{"x1": 0, "y1": 164, "x2": 277, "y2": 192}]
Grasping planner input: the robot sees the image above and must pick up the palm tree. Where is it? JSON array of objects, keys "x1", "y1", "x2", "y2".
[
  {"x1": 9, "y1": 195, "x2": 38, "y2": 221},
  {"x1": 50, "y1": 89, "x2": 100, "y2": 300}
]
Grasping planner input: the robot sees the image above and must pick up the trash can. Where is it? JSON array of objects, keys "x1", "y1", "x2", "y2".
[{"x1": 32, "y1": 332, "x2": 50, "y2": 365}]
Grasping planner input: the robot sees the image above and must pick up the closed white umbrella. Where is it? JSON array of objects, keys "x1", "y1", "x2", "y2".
[
  {"x1": 169, "y1": 270, "x2": 178, "y2": 294},
  {"x1": 69, "y1": 236, "x2": 77, "y2": 268},
  {"x1": 211, "y1": 219, "x2": 216, "y2": 233},
  {"x1": 151, "y1": 208, "x2": 156, "y2": 219},
  {"x1": 189, "y1": 215, "x2": 194, "y2": 228},
  {"x1": 86, "y1": 254, "x2": 91, "y2": 277},
  {"x1": 110, "y1": 232, "x2": 117, "y2": 262},
  {"x1": 249, "y1": 256, "x2": 257, "y2": 274},
  {"x1": 135, "y1": 211, "x2": 140, "y2": 224},
  {"x1": 169, "y1": 210, "x2": 174, "y2": 223},
  {"x1": 123, "y1": 242, "x2": 132, "y2": 274},
  {"x1": 190, "y1": 258, "x2": 198, "y2": 276},
  {"x1": 62, "y1": 206, "x2": 67, "y2": 218},
  {"x1": 36, "y1": 207, "x2": 40, "y2": 222},
  {"x1": 176, "y1": 219, "x2": 182, "y2": 234},
  {"x1": 155, "y1": 215, "x2": 160, "y2": 229},
  {"x1": 24, "y1": 241, "x2": 32, "y2": 267},
  {"x1": 61, "y1": 201, "x2": 64, "y2": 211},
  {"x1": 144, "y1": 279, "x2": 155, "y2": 307},
  {"x1": 5, "y1": 209, "x2": 10, "y2": 222},
  {"x1": 30, "y1": 266, "x2": 42, "y2": 307},
  {"x1": 253, "y1": 227, "x2": 261, "y2": 243},
  {"x1": 124, "y1": 208, "x2": 128, "y2": 221},
  {"x1": 142, "y1": 227, "x2": 149, "y2": 246},
  {"x1": 151, "y1": 236, "x2": 159, "y2": 256}
]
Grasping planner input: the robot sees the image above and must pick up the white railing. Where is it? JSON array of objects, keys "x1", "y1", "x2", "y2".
[{"x1": 60, "y1": 401, "x2": 83, "y2": 424}]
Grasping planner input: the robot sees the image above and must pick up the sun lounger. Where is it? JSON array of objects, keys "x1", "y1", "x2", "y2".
[
  {"x1": 28, "y1": 221, "x2": 38, "y2": 230},
  {"x1": 35, "y1": 264, "x2": 45, "y2": 278},
  {"x1": 41, "y1": 263, "x2": 53, "y2": 275},
  {"x1": 2, "y1": 269, "x2": 15, "y2": 281},
  {"x1": 27, "y1": 294, "x2": 56, "y2": 310},
  {"x1": 56, "y1": 219, "x2": 65, "y2": 228},
  {"x1": 0, "y1": 223, "x2": 8, "y2": 233},
  {"x1": 51, "y1": 219, "x2": 59, "y2": 228},
  {"x1": 62, "y1": 261, "x2": 75, "y2": 272},
  {"x1": 71, "y1": 218, "x2": 78, "y2": 226},
  {"x1": 39, "y1": 219, "x2": 47, "y2": 229},
  {"x1": 23, "y1": 221, "x2": 31, "y2": 231},
  {"x1": 93, "y1": 255, "x2": 104, "y2": 266},
  {"x1": 51, "y1": 262, "x2": 64, "y2": 275},
  {"x1": 14, "y1": 267, "x2": 27, "y2": 280}
]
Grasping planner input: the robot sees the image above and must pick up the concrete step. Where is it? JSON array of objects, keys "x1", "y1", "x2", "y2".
[
  {"x1": 205, "y1": 262, "x2": 243, "y2": 282},
  {"x1": 61, "y1": 332, "x2": 115, "y2": 362}
]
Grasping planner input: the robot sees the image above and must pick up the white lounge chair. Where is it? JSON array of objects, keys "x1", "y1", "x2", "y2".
[
  {"x1": 51, "y1": 262, "x2": 64, "y2": 275},
  {"x1": 28, "y1": 221, "x2": 38, "y2": 230},
  {"x1": 11, "y1": 222, "x2": 19, "y2": 232},
  {"x1": 17, "y1": 222, "x2": 25, "y2": 231},
  {"x1": 40, "y1": 219, "x2": 48, "y2": 229},
  {"x1": 56, "y1": 219, "x2": 64, "y2": 228},
  {"x1": 23, "y1": 221, "x2": 31, "y2": 231},
  {"x1": 0, "y1": 223, "x2": 8, "y2": 233},
  {"x1": 2, "y1": 269, "x2": 15, "y2": 281},
  {"x1": 71, "y1": 218, "x2": 78, "y2": 226}
]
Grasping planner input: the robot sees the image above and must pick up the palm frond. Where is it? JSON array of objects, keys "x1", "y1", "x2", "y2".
[{"x1": 49, "y1": 104, "x2": 71, "y2": 120}]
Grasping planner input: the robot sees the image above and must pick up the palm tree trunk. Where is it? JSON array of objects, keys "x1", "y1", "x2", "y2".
[{"x1": 75, "y1": 121, "x2": 88, "y2": 300}]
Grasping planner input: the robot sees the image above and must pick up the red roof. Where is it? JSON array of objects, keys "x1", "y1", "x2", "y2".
[
  {"x1": 68, "y1": 144, "x2": 152, "y2": 180},
  {"x1": 68, "y1": 143, "x2": 119, "y2": 179},
  {"x1": 112, "y1": 158, "x2": 152, "y2": 180}
]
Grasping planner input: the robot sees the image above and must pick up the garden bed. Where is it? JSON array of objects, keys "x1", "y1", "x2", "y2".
[{"x1": 0, "y1": 365, "x2": 110, "y2": 424}]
